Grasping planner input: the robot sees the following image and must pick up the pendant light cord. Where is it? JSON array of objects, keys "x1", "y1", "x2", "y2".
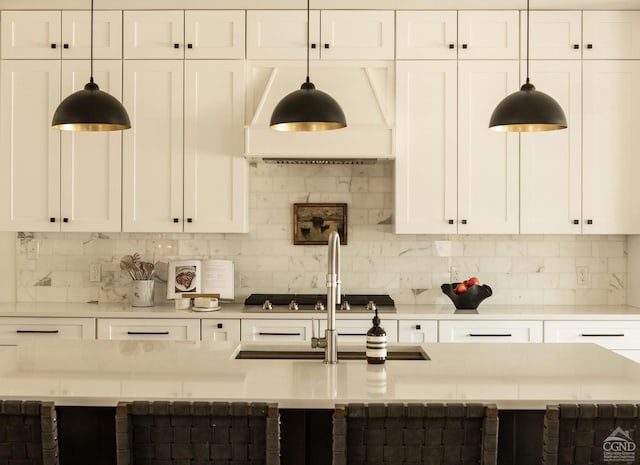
[
  {"x1": 90, "y1": 0, "x2": 94, "y2": 83},
  {"x1": 305, "y1": 0, "x2": 310, "y2": 83},
  {"x1": 525, "y1": 0, "x2": 530, "y2": 84}
]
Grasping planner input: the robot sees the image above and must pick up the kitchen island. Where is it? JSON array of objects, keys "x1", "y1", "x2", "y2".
[{"x1": 1, "y1": 339, "x2": 639, "y2": 465}]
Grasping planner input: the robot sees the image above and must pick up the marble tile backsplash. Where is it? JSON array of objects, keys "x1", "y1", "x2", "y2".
[{"x1": 15, "y1": 162, "x2": 627, "y2": 306}]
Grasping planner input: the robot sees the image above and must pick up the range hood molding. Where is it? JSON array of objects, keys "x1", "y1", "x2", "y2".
[{"x1": 245, "y1": 60, "x2": 395, "y2": 160}]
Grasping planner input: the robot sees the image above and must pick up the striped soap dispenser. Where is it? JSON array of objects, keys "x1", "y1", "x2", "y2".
[{"x1": 366, "y1": 308, "x2": 387, "y2": 364}]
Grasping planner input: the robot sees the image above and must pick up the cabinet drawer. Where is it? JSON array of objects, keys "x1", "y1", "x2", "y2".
[
  {"x1": 319, "y1": 319, "x2": 398, "y2": 343},
  {"x1": 439, "y1": 320, "x2": 543, "y2": 343},
  {"x1": 241, "y1": 319, "x2": 312, "y2": 342},
  {"x1": 544, "y1": 320, "x2": 640, "y2": 349},
  {"x1": 97, "y1": 318, "x2": 200, "y2": 341},
  {"x1": 398, "y1": 320, "x2": 438, "y2": 343},
  {"x1": 0, "y1": 317, "x2": 95, "y2": 343},
  {"x1": 201, "y1": 319, "x2": 241, "y2": 342}
]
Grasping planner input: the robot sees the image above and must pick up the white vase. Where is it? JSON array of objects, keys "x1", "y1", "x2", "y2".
[{"x1": 131, "y1": 280, "x2": 154, "y2": 307}]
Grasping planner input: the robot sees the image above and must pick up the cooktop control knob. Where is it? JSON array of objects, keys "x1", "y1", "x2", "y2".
[
  {"x1": 366, "y1": 300, "x2": 377, "y2": 312},
  {"x1": 314, "y1": 300, "x2": 325, "y2": 311},
  {"x1": 340, "y1": 300, "x2": 351, "y2": 311},
  {"x1": 288, "y1": 300, "x2": 299, "y2": 311},
  {"x1": 262, "y1": 300, "x2": 273, "y2": 311}
]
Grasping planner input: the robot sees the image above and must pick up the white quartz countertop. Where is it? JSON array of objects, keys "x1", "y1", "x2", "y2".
[
  {"x1": 1, "y1": 301, "x2": 640, "y2": 320},
  {"x1": 0, "y1": 339, "x2": 639, "y2": 409}
]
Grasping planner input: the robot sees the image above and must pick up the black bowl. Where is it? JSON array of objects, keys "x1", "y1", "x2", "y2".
[{"x1": 441, "y1": 283, "x2": 493, "y2": 310}]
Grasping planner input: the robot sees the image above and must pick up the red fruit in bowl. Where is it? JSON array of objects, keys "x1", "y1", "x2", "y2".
[
  {"x1": 454, "y1": 282, "x2": 468, "y2": 294},
  {"x1": 466, "y1": 276, "x2": 480, "y2": 287}
]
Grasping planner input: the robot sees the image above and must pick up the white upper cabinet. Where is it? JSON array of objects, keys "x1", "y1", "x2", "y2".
[
  {"x1": 184, "y1": 11, "x2": 245, "y2": 59},
  {"x1": 124, "y1": 10, "x2": 245, "y2": 59},
  {"x1": 0, "y1": 60, "x2": 122, "y2": 232},
  {"x1": 247, "y1": 10, "x2": 394, "y2": 60},
  {"x1": 1, "y1": 10, "x2": 122, "y2": 60},
  {"x1": 458, "y1": 11, "x2": 519, "y2": 59},
  {"x1": 0, "y1": 61, "x2": 60, "y2": 232},
  {"x1": 184, "y1": 60, "x2": 248, "y2": 233},
  {"x1": 60, "y1": 61, "x2": 123, "y2": 232},
  {"x1": 457, "y1": 60, "x2": 520, "y2": 234},
  {"x1": 520, "y1": 60, "x2": 582, "y2": 234},
  {"x1": 395, "y1": 61, "x2": 458, "y2": 234},
  {"x1": 247, "y1": 10, "x2": 321, "y2": 60},
  {"x1": 122, "y1": 60, "x2": 184, "y2": 232},
  {"x1": 583, "y1": 11, "x2": 640, "y2": 59},
  {"x1": 522, "y1": 10, "x2": 582, "y2": 59},
  {"x1": 582, "y1": 60, "x2": 640, "y2": 234},
  {"x1": 124, "y1": 11, "x2": 184, "y2": 59},
  {"x1": 396, "y1": 11, "x2": 458, "y2": 60}
]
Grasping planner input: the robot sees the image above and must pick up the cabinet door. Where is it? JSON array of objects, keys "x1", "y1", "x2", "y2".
[
  {"x1": 123, "y1": 60, "x2": 184, "y2": 232},
  {"x1": 0, "y1": 60, "x2": 61, "y2": 232},
  {"x1": 458, "y1": 61, "x2": 519, "y2": 234},
  {"x1": 396, "y1": 11, "x2": 457, "y2": 60},
  {"x1": 520, "y1": 60, "x2": 582, "y2": 234},
  {"x1": 61, "y1": 10, "x2": 122, "y2": 59},
  {"x1": 523, "y1": 11, "x2": 582, "y2": 60},
  {"x1": 1, "y1": 11, "x2": 61, "y2": 59},
  {"x1": 583, "y1": 11, "x2": 640, "y2": 59},
  {"x1": 201, "y1": 319, "x2": 241, "y2": 342},
  {"x1": 246, "y1": 10, "x2": 320, "y2": 60},
  {"x1": 320, "y1": 10, "x2": 395, "y2": 60},
  {"x1": 395, "y1": 61, "x2": 457, "y2": 234},
  {"x1": 185, "y1": 11, "x2": 245, "y2": 59},
  {"x1": 97, "y1": 318, "x2": 200, "y2": 341},
  {"x1": 397, "y1": 320, "x2": 438, "y2": 343},
  {"x1": 184, "y1": 61, "x2": 248, "y2": 233},
  {"x1": 60, "y1": 61, "x2": 122, "y2": 232},
  {"x1": 123, "y1": 10, "x2": 184, "y2": 59},
  {"x1": 458, "y1": 11, "x2": 519, "y2": 59},
  {"x1": 241, "y1": 319, "x2": 312, "y2": 342},
  {"x1": 583, "y1": 60, "x2": 640, "y2": 234},
  {"x1": 439, "y1": 320, "x2": 543, "y2": 343},
  {"x1": 0, "y1": 317, "x2": 95, "y2": 343}
]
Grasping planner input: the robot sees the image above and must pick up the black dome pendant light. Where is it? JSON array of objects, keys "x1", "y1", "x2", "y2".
[
  {"x1": 270, "y1": 0, "x2": 346, "y2": 131},
  {"x1": 489, "y1": 0, "x2": 567, "y2": 132},
  {"x1": 52, "y1": 0, "x2": 130, "y2": 131}
]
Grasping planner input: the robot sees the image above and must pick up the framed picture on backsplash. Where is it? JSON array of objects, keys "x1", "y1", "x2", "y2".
[{"x1": 293, "y1": 203, "x2": 348, "y2": 245}]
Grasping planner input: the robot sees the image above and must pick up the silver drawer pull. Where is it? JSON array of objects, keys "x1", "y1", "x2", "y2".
[
  {"x1": 468, "y1": 333, "x2": 512, "y2": 337},
  {"x1": 127, "y1": 331, "x2": 170, "y2": 335},
  {"x1": 16, "y1": 329, "x2": 59, "y2": 334},
  {"x1": 258, "y1": 332, "x2": 301, "y2": 336},
  {"x1": 581, "y1": 333, "x2": 624, "y2": 337}
]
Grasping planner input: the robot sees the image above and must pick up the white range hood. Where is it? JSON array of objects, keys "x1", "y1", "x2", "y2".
[{"x1": 245, "y1": 60, "x2": 395, "y2": 161}]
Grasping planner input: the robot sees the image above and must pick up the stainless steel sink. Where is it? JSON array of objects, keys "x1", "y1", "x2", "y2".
[{"x1": 233, "y1": 344, "x2": 429, "y2": 360}]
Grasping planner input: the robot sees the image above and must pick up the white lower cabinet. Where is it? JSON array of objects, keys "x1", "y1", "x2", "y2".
[
  {"x1": 0, "y1": 317, "x2": 95, "y2": 343},
  {"x1": 319, "y1": 319, "x2": 399, "y2": 343},
  {"x1": 397, "y1": 320, "x2": 438, "y2": 343},
  {"x1": 97, "y1": 318, "x2": 200, "y2": 341},
  {"x1": 240, "y1": 319, "x2": 313, "y2": 342},
  {"x1": 201, "y1": 319, "x2": 241, "y2": 342},
  {"x1": 439, "y1": 320, "x2": 544, "y2": 343},
  {"x1": 544, "y1": 320, "x2": 640, "y2": 350}
]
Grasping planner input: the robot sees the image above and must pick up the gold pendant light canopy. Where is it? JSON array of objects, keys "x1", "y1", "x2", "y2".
[
  {"x1": 52, "y1": 0, "x2": 130, "y2": 131},
  {"x1": 489, "y1": 0, "x2": 567, "y2": 132},
  {"x1": 270, "y1": 0, "x2": 346, "y2": 131}
]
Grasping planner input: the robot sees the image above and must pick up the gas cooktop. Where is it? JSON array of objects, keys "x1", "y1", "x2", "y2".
[{"x1": 243, "y1": 294, "x2": 396, "y2": 313}]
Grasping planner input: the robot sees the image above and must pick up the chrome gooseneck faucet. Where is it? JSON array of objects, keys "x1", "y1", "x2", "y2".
[{"x1": 311, "y1": 230, "x2": 341, "y2": 364}]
